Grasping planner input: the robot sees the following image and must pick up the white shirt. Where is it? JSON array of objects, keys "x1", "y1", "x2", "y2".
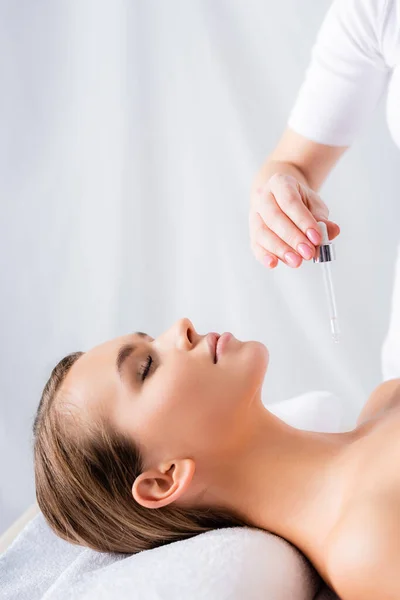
[{"x1": 287, "y1": 0, "x2": 400, "y2": 148}]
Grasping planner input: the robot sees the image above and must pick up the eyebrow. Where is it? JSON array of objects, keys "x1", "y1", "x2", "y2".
[{"x1": 116, "y1": 332, "x2": 149, "y2": 379}]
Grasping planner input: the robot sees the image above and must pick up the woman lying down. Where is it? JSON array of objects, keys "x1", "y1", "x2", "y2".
[{"x1": 33, "y1": 318, "x2": 400, "y2": 599}]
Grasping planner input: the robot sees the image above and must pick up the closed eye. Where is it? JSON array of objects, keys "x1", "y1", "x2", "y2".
[{"x1": 140, "y1": 355, "x2": 153, "y2": 381}]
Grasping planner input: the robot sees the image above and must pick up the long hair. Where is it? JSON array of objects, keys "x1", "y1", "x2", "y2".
[{"x1": 33, "y1": 351, "x2": 250, "y2": 554}]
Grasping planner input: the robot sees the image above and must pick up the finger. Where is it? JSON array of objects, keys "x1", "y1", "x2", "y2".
[
  {"x1": 268, "y1": 174, "x2": 323, "y2": 247},
  {"x1": 257, "y1": 191, "x2": 316, "y2": 261},
  {"x1": 254, "y1": 213, "x2": 304, "y2": 268},
  {"x1": 252, "y1": 242, "x2": 279, "y2": 269},
  {"x1": 324, "y1": 220, "x2": 341, "y2": 241}
]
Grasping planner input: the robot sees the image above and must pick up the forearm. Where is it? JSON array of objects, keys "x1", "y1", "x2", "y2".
[{"x1": 251, "y1": 128, "x2": 348, "y2": 197}]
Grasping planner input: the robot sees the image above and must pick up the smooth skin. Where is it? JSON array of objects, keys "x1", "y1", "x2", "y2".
[{"x1": 61, "y1": 317, "x2": 400, "y2": 599}]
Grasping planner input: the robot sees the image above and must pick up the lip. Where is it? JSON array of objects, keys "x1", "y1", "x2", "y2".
[
  {"x1": 207, "y1": 332, "x2": 220, "y2": 363},
  {"x1": 215, "y1": 332, "x2": 233, "y2": 362}
]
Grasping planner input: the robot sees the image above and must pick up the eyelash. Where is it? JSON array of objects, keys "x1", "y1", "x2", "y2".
[{"x1": 140, "y1": 355, "x2": 153, "y2": 381}]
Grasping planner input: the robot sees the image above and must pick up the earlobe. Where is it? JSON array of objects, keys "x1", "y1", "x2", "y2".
[{"x1": 132, "y1": 458, "x2": 195, "y2": 509}]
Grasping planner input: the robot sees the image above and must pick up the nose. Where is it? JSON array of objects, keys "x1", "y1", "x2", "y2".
[
  {"x1": 175, "y1": 317, "x2": 198, "y2": 349},
  {"x1": 158, "y1": 317, "x2": 199, "y2": 350}
]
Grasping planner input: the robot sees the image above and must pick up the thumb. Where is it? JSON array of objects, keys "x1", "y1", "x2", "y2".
[{"x1": 315, "y1": 218, "x2": 341, "y2": 242}]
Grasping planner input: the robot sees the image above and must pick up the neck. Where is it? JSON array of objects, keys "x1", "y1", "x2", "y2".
[{"x1": 204, "y1": 397, "x2": 358, "y2": 560}]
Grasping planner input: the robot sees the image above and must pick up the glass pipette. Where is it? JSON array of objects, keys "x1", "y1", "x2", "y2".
[{"x1": 313, "y1": 221, "x2": 340, "y2": 343}]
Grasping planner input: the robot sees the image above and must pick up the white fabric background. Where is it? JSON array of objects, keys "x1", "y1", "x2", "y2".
[{"x1": 1, "y1": 0, "x2": 399, "y2": 533}]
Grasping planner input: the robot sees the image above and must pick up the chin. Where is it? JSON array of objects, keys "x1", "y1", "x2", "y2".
[
  {"x1": 247, "y1": 340, "x2": 269, "y2": 364},
  {"x1": 241, "y1": 341, "x2": 269, "y2": 387}
]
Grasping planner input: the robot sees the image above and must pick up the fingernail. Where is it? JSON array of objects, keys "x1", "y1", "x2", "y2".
[
  {"x1": 284, "y1": 252, "x2": 301, "y2": 267},
  {"x1": 297, "y1": 243, "x2": 314, "y2": 260},
  {"x1": 306, "y1": 228, "x2": 320, "y2": 245},
  {"x1": 264, "y1": 255, "x2": 274, "y2": 268}
]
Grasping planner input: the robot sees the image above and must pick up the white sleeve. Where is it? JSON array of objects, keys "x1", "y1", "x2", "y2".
[{"x1": 287, "y1": 0, "x2": 392, "y2": 146}]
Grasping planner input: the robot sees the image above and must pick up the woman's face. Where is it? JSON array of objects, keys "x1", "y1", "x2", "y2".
[{"x1": 61, "y1": 318, "x2": 269, "y2": 469}]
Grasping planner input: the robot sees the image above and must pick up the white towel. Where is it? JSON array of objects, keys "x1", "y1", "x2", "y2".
[{"x1": 2, "y1": 515, "x2": 326, "y2": 600}]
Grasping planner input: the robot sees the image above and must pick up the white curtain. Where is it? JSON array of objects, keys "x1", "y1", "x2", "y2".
[{"x1": 1, "y1": 0, "x2": 399, "y2": 532}]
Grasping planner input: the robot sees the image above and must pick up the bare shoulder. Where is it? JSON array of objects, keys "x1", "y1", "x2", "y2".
[
  {"x1": 357, "y1": 378, "x2": 400, "y2": 426},
  {"x1": 326, "y1": 497, "x2": 400, "y2": 599}
]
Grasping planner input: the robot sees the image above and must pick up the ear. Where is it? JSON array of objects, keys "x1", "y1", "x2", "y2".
[{"x1": 132, "y1": 458, "x2": 195, "y2": 509}]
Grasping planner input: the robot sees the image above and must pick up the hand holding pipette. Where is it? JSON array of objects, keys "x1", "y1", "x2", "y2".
[{"x1": 250, "y1": 174, "x2": 341, "y2": 270}]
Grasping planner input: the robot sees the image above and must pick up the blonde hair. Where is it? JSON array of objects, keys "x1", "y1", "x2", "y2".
[{"x1": 33, "y1": 351, "x2": 250, "y2": 554}]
